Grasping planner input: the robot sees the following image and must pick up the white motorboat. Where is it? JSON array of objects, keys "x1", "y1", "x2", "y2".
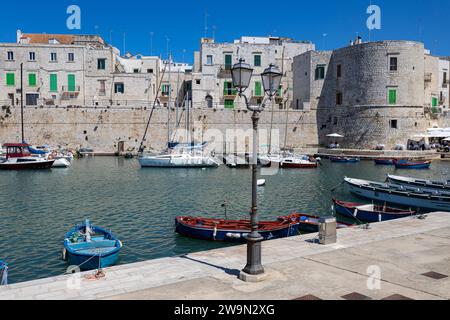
[
  {"x1": 0, "y1": 143, "x2": 55, "y2": 170},
  {"x1": 52, "y1": 157, "x2": 71, "y2": 168},
  {"x1": 139, "y1": 152, "x2": 220, "y2": 168}
]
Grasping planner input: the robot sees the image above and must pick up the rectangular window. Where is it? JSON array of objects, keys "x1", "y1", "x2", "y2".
[
  {"x1": 6, "y1": 73, "x2": 15, "y2": 86},
  {"x1": 224, "y1": 54, "x2": 232, "y2": 70},
  {"x1": 315, "y1": 65, "x2": 325, "y2": 80},
  {"x1": 68, "y1": 53, "x2": 74, "y2": 62},
  {"x1": 390, "y1": 120, "x2": 398, "y2": 129},
  {"x1": 98, "y1": 59, "x2": 106, "y2": 70},
  {"x1": 67, "y1": 74, "x2": 76, "y2": 92},
  {"x1": 336, "y1": 91, "x2": 343, "y2": 105},
  {"x1": 147, "y1": 69, "x2": 154, "y2": 74},
  {"x1": 389, "y1": 57, "x2": 398, "y2": 72},
  {"x1": 28, "y1": 73, "x2": 37, "y2": 87},
  {"x1": 50, "y1": 74, "x2": 58, "y2": 92},
  {"x1": 444, "y1": 72, "x2": 448, "y2": 85},
  {"x1": 254, "y1": 81, "x2": 262, "y2": 97},
  {"x1": 224, "y1": 99, "x2": 234, "y2": 109},
  {"x1": 7, "y1": 51, "x2": 14, "y2": 61},
  {"x1": 162, "y1": 84, "x2": 171, "y2": 96},
  {"x1": 99, "y1": 80, "x2": 106, "y2": 96},
  {"x1": 223, "y1": 81, "x2": 236, "y2": 96},
  {"x1": 114, "y1": 83, "x2": 125, "y2": 94},
  {"x1": 29, "y1": 52, "x2": 36, "y2": 61},
  {"x1": 388, "y1": 89, "x2": 397, "y2": 105},
  {"x1": 133, "y1": 69, "x2": 139, "y2": 73},
  {"x1": 337, "y1": 64, "x2": 342, "y2": 78},
  {"x1": 206, "y1": 55, "x2": 213, "y2": 65},
  {"x1": 26, "y1": 94, "x2": 39, "y2": 106},
  {"x1": 432, "y1": 97, "x2": 438, "y2": 107},
  {"x1": 51, "y1": 53, "x2": 57, "y2": 62},
  {"x1": 254, "y1": 54, "x2": 261, "y2": 67}
]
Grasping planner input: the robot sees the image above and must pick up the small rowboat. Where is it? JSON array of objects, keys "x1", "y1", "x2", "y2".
[
  {"x1": 393, "y1": 159, "x2": 431, "y2": 170},
  {"x1": 175, "y1": 215, "x2": 300, "y2": 243},
  {"x1": 330, "y1": 156, "x2": 360, "y2": 163},
  {"x1": 374, "y1": 159, "x2": 394, "y2": 165},
  {"x1": 288, "y1": 213, "x2": 353, "y2": 233},
  {"x1": 0, "y1": 261, "x2": 7, "y2": 286},
  {"x1": 333, "y1": 199, "x2": 415, "y2": 223},
  {"x1": 63, "y1": 220, "x2": 122, "y2": 270}
]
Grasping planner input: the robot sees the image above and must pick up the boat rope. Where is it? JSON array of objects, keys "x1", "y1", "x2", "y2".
[
  {"x1": 330, "y1": 181, "x2": 345, "y2": 192},
  {"x1": 138, "y1": 61, "x2": 169, "y2": 154}
]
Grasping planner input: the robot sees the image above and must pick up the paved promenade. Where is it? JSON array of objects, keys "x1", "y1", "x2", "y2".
[{"x1": 1, "y1": 212, "x2": 450, "y2": 300}]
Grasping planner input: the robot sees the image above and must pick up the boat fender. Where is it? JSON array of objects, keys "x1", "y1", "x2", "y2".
[
  {"x1": 118, "y1": 240, "x2": 123, "y2": 248},
  {"x1": 62, "y1": 248, "x2": 67, "y2": 261},
  {"x1": 213, "y1": 227, "x2": 217, "y2": 240},
  {"x1": 226, "y1": 233, "x2": 241, "y2": 239}
]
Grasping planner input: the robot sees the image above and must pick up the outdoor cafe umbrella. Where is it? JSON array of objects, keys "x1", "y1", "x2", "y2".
[{"x1": 326, "y1": 133, "x2": 344, "y2": 138}]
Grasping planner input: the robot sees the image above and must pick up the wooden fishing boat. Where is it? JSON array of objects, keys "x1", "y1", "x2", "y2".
[
  {"x1": 288, "y1": 213, "x2": 353, "y2": 233},
  {"x1": 0, "y1": 261, "x2": 7, "y2": 286},
  {"x1": 330, "y1": 156, "x2": 360, "y2": 163},
  {"x1": 374, "y1": 159, "x2": 394, "y2": 165},
  {"x1": 63, "y1": 220, "x2": 122, "y2": 270},
  {"x1": 175, "y1": 215, "x2": 300, "y2": 243},
  {"x1": 387, "y1": 174, "x2": 450, "y2": 191},
  {"x1": 344, "y1": 177, "x2": 450, "y2": 211},
  {"x1": 0, "y1": 143, "x2": 54, "y2": 170},
  {"x1": 333, "y1": 199, "x2": 415, "y2": 222},
  {"x1": 393, "y1": 159, "x2": 431, "y2": 169}
]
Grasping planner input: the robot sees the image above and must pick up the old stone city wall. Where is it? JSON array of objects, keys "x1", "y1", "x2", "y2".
[{"x1": 0, "y1": 105, "x2": 319, "y2": 154}]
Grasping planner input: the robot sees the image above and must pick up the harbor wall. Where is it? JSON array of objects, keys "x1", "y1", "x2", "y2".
[{"x1": 0, "y1": 106, "x2": 319, "y2": 153}]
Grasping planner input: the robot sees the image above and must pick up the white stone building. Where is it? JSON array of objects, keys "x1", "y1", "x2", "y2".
[{"x1": 191, "y1": 36, "x2": 315, "y2": 110}]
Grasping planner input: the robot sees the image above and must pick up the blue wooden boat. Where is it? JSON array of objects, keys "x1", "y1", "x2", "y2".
[
  {"x1": 175, "y1": 215, "x2": 300, "y2": 243},
  {"x1": 330, "y1": 156, "x2": 360, "y2": 163},
  {"x1": 0, "y1": 261, "x2": 7, "y2": 285},
  {"x1": 387, "y1": 174, "x2": 450, "y2": 192},
  {"x1": 63, "y1": 220, "x2": 122, "y2": 270},
  {"x1": 344, "y1": 177, "x2": 450, "y2": 211},
  {"x1": 393, "y1": 159, "x2": 431, "y2": 170},
  {"x1": 333, "y1": 199, "x2": 415, "y2": 223},
  {"x1": 374, "y1": 159, "x2": 394, "y2": 165}
]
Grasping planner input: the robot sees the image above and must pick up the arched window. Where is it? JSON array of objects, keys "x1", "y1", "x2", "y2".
[{"x1": 205, "y1": 95, "x2": 213, "y2": 108}]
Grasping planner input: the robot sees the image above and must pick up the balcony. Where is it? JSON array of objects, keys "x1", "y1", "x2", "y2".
[{"x1": 62, "y1": 86, "x2": 80, "y2": 93}]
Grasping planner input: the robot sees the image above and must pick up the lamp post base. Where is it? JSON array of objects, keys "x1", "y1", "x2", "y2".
[{"x1": 242, "y1": 236, "x2": 264, "y2": 276}]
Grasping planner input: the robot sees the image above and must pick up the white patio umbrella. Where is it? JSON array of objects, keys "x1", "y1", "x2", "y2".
[
  {"x1": 327, "y1": 133, "x2": 344, "y2": 138},
  {"x1": 443, "y1": 137, "x2": 450, "y2": 141}
]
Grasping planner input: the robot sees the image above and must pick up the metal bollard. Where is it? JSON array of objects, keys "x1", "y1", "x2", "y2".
[{"x1": 319, "y1": 217, "x2": 337, "y2": 245}]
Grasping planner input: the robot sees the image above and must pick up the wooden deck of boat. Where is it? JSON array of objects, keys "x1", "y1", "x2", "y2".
[{"x1": 1, "y1": 212, "x2": 450, "y2": 300}]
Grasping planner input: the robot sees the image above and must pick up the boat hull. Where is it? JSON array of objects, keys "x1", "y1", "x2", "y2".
[
  {"x1": 330, "y1": 157, "x2": 360, "y2": 163},
  {"x1": 175, "y1": 217, "x2": 299, "y2": 243},
  {"x1": 387, "y1": 175, "x2": 450, "y2": 191},
  {"x1": 66, "y1": 251, "x2": 120, "y2": 270},
  {"x1": 280, "y1": 162, "x2": 317, "y2": 169},
  {"x1": 333, "y1": 200, "x2": 413, "y2": 223},
  {"x1": 374, "y1": 159, "x2": 394, "y2": 165},
  {"x1": 393, "y1": 160, "x2": 431, "y2": 169},
  {"x1": 0, "y1": 160, "x2": 54, "y2": 170},
  {"x1": 345, "y1": 179, "x2": 450, "y2": 211},
  {"x1": 139, "y1": 156, "x2": 219, "y2": 168}
]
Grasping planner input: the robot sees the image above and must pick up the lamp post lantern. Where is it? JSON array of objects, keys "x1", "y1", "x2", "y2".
[{"x1": 231, "y1": 59, "x2": 282, "y2": 278}]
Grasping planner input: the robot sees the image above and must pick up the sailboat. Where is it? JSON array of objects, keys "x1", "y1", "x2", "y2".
[{"x1": 138, "y1": 55, "x2": 220, "y2": 168}]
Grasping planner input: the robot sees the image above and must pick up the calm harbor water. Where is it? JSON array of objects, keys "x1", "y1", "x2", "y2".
[{"x1": 1, "y1": 157, "x2": 449, "y2": 284}]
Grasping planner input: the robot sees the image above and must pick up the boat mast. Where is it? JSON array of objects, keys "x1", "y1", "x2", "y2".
[
  {"x1": 20, "y1": 63, "x2": 24, "y2": 143},
  {"x1": 167, "y1": 53, "x2": 172, "y2": 144}
]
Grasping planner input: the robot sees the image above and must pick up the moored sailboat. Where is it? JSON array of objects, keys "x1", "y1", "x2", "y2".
[{"x1": 0, "y1": 143, "x2": 54, "y2": 170}]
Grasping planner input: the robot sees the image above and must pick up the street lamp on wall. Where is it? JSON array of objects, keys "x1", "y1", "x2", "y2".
[{"x1": 231, "y1": 59, "x2": 283, "y2": 279}]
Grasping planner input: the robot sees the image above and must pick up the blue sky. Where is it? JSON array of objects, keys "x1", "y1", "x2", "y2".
[{"x1": 1, "y1": 0, "x2": 449, "y2": 62}]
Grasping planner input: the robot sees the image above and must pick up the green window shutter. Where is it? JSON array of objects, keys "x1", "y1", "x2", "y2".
[
  {"x1": 28, "y1": 73, "x2": 36, "y2": 86},
  {"x1": 6, "y1": 73, "x2": 15, "y2": 86},
  {"x1": 388, "y1": 89, "x2": 397, "y2": 105},
  {"x1": 50, "y1": 74, "x2": 58, "y2": 92},
  {"x1": 225, "y1": 55, "x2": 232, "y2": 70},
  {"x1": 224, "y1": 99, "x2": 234, "y2": 109},
  {"x1": 68, "y1": 74, "x2": 76, "y2": 92},
  {"x1": 254, "y1": 55, "x2": 261, "y2": 67},
  {"x1": 278, "y1": 85, "x2": 283, "y2": 96},
  {"x1": 255, "y1": 82, "x2": 262, "y2": 96},
  {"x1": 223, "y1": 82, "x2": 229, "y2": 95},
  {"x1": 432, "y1": 97, "x2": 438, "y2": 107}
]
